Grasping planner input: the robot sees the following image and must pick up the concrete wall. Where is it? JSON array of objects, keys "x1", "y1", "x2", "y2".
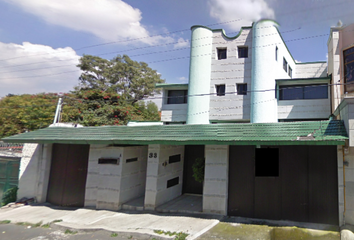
[
  {"x1": 145, "y1": 144, "x2": 184, "y2": 210},
  {"x1": 328, "y1": 29, "x2": 341, "y2": 111},
  {"x1": 278, "y1": 99, "x2": 331, "y2": 119},
  {"x1": 85, "y1": 145, "x2": 148, "y2": 210},
  {"x1": 295, "y1": 63, "x2": 327, "y2": 79},
  {"x1": 203, "y1": 145, "x2": 228, "y2": 215},
  {"x1": 17, "y1": 143, "x2": 52, "y2": 203},
  {"x1": 209, "y1": 28, "x2": 252, "y2": 121}
]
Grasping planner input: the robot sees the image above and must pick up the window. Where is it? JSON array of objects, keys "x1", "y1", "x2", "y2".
[
  {"x1": 238, "y1": 46, "x2": 248, "y2": 58},
  {"x1": 344, "y1": 47, "x2": 354, "y2": 92},
  {"x1": 217, "y1": 48, "x2": 227, "y2": 60},
  {"x1": 167, "y1": 177, "x2": 179, "y2": 188},
  {"x1": 275, "y1": 46, "x2": 278, "y2": 61},
  {"x1": 98, "y1": 158, "x2": 119, "y2": 165},
  {"x1": 283, "y1": 58, "x2": 288, "y2": 72},
  {"x1": 216, "y1": 84, "x2": 225, "y2": 96},
  {"x1": 288, "y1": 66, "x2": 292, "y2": 78},
  {"x1": 126, "y1": 157, "x2": 138, "y2": 163},
  {"x1": 278, "y1": 84, "x2": 328, "y2": 100},
  {"x1": 167, "y1": 90, "x2": 187, "y2": 104},
  {"x1": 255, "y1": 148, "x2": 279, "y2": 177},
  {"x1": 236, "y1": 83, "x2": 247, "y2": 95},
  {"x1": 169, "y1": 154, "x2": 181, "y2": 164}
]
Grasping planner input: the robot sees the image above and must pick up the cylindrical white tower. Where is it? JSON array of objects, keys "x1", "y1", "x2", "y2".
[
  {"x1": 251, "y1": 20, "x2": 279, "y2": 123},
  {"x1": 186, "y1": 26, "x2": 213, "y2": 124}
]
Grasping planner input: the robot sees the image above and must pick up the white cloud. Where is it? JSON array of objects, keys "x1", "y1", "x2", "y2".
[
  {"x1": 0, "y1": 42, "x2": 81, "y2": 97},
  {"x1": 208, "y1": 0, "x2": 275, "y2": 30},
  {"x1": 174, "y1": 38, "x2": 189, "y2": 49},
  {"x1": 178, "y1": 76, "x2": 188, "y2": 83},
  {"x1": 5, "y1": 0, "x2": 171, "y2": 45}
]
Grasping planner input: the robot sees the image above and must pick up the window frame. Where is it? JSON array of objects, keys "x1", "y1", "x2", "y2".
[
  {"x1": 166, "y1": 90, "x2": 188, "y2": 104},
  {"x1": 217, "y1": 48, "x2": 227, "y2": 60},
  {"x1": 238, "y1": 46, "x2": 248, "y2": 58},
  {"x1": 288, "y1": 66, "x2": 292, "y2": 78},
  {"x1": 278, "y1": 84, "x2": 328, "y2": 100},
  {"x1": 283, "y1": 58, "x2": 288, "y2": 72},
  {"x1": 216, "y1": 84, "x2": 226, "y2": 96},
  {"x1": 236, "y1": 83, "x2": 247, "y2": 95},
  {"x1": 344, "y1": 46, "x2": 354, "y2": 92}
]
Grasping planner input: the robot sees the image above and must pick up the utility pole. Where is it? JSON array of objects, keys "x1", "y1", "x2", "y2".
[{"x1": 53, "y1": 97, "x2": 63, "y2": 124}]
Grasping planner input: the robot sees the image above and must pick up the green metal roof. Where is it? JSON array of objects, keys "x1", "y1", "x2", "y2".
[
  {"x1": 2, "y1": 120, "x2": 347, "y2": 146},
  {"x1": 155, "y1": 83, "x2": 188, "y2": 89}
]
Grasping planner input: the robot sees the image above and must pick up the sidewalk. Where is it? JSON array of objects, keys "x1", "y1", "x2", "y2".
[{"x1": 0, "y1": 203, "x2": 220, "y2": 239}]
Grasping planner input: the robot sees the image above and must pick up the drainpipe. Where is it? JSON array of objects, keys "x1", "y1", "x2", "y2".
[{"x1": 342, "y1": 146, "x2": 346, "y2": 224}]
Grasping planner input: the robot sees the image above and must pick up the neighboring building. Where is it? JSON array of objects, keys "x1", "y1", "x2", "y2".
[{"x1": 3, "y1": 19, "x2": 354, "y2": 227}]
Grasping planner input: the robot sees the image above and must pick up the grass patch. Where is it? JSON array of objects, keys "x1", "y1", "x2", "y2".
[
  {"x1": 16, "y1": 221, "x2": 42, "y2": 228},
  {"x1": 153, "y1": 230, "x2": 188, "y2": 240},
  {"x1": 111, "y1": 232, "x2": 118, "y2": 237},
  {"x1": 41, "y1": 223, "x2": 51, "y2": 228},
  {"x1": 64, "y1": 229, "x2": 78, "y2": 235},
  {"x1": 0, "y1": 220, "x2": 11, "y2": 224}
]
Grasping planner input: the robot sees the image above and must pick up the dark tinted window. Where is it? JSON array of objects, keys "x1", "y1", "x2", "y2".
[
  {"x1": 167, "y1": 90, "x2": 187, "y2": 104},
  {"x1": 279, "y1": 84, "x2": 328, "y2": 100},
  {"x1": 217, "y1": 48, "x2": 227, "y2": 60},
  {"x1": 238, "y1": 47, "x2": 248, "y2": 58},
  {"x1": 237, "y1": 83, "x2": 247, "y2": 95},
  {"x1": 216, "y1": 85, "x2": 226, "y2": 96}
]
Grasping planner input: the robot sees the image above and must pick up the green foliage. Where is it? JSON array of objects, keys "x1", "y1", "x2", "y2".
[
  {"x1": 1, "y1": 187, "x2": 18, "y2": 206},
  {"x1": 153, "y1": 230, "x2": 188, "y2": 240},
  {"x1": 64, "y1": 89, "x2": 160, "y2": 126},
  {"x1": 0, "y1": 220, "x2": 11, "y2": 224},
  {"x1": 192, "y1": 158, "x2": 205, "y2": 183},
  {"x1": 64, "y1": 229, "x2": 78, "y2": 234},
  {"x1": 77, "y1": 54, "x2": 164, "y2": 103},
  {"x1": 111, "y1": 232, "x2": 118, "y2": 237}
]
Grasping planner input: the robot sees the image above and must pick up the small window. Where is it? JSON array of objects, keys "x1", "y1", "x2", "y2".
[
  {"x1": 216, "y1": 84, "x2": 226, "y2": 96},
  {"x1": 288, "y1": 66, "x2": 292, "y2": 78},
  {"x1": 169, "y1": 154, "x2": 181, "y2": 164},
  {"x1": 167, "y1": 90, "x2": 187, "y2": 104},
  {"x1": 98, "y1": 158, "x2": 119, "y2": 165},
  {"x1": 238, "y1": 46, "x2": 248, "y2": 58},
  {"x1": 255, "y1": 148, "x2": 279, "y2": 177},
  {"x1": 217, "y1": 48, "x2": 227, "y2": 60},
  {"x1": 283, "y1": 58, "x2": 288, "y2": 72},
  {"x1": 237, "y1": 83, "x2": 247, "y2": 95},
  {"x1": 275, "y1": 46, "x2": 278, "y2": 61},
  {"x1": 167, "y1": 177, "x2": 179, "y2": 188},
  {"x1": 126, "y1": 157, "x2": 138, "y2": 163}
]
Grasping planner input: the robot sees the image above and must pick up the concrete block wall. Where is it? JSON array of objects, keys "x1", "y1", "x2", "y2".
[
  {"x1": 18, "y1": 143, "x2": 52, "y2": 203},
  {"x1": 278, "y1": 99, "x2": 331, "y2": 119},
  {"x1": 85, "y1": 145, "x2": 123, "y2": 210},
  {"x1": 203, "y1": 145, "x2": 229, "y2": 215},
  {"x1": 145, "y1": 144, "x2": 184, "y2": 210},
  {"x1": 85, "y1": 145, "x2": 148, "y2": 210},
  {"x1": 119, "y1": 146, "x2": 148, "y2": 204},
  {"x1": 160, "y1": 104, "x2": 188, "y2": 123},
  {"x1": 209, "y1": 28, "x2": 252, "y2": 121},
  {"x1": 295, "y1": 63, "x2": 327, "y2": 79}
]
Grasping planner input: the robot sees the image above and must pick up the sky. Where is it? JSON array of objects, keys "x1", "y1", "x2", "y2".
[{"x1": 0, "y1": 0, "x2": 354, "y2": 98}]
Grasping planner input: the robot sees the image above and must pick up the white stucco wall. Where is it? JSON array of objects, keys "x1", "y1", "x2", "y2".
[
  {"x1": 85, "y1": 145, "x2": 148, "y2": 210},
  {"x1": 160, "y1": 104, "x2": 188, "y2": 122},
  {"x1": 203, "y1": 145, "x2": 229, "y2": 215},
  {"x1": 17, "y1": 143, "x2": 52, "y2": 203},
  {"x1": 295, "y1": 62, "x2": 327, "y2": 79},
  {"x1": 145, "y1": 144, "x2": 184, "y2": 210}
]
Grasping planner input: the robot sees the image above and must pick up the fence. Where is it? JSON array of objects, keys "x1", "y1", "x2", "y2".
[{"x1": 0, "y1": 157, "x2": 20, "y2": 201}]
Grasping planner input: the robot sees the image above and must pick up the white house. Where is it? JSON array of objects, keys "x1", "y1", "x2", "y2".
[{"x1": 3, "y1": 19, "x2": 354, "y2": 227}]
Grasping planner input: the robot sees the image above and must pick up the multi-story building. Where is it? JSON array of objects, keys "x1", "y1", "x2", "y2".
[{"x1": 4, "y1": 19, "x2": 354, "y2": 227}]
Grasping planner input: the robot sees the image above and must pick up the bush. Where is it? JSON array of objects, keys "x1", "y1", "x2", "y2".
[
  {"x1": 192, "y1": 158, "x2": 205, "y2": 183},
  {"x1": 1, "y1": 187, "x2": 18, "y2": 206}
]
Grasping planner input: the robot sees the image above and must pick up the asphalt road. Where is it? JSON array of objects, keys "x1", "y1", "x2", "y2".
[{"x1": 0, "y1": 224, "x2": 168, "y2": 240}]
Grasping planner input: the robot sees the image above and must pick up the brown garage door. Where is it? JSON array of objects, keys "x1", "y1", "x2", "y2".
[{"x1": 47, "y1": 144, "x2": 89, "y2": 207}]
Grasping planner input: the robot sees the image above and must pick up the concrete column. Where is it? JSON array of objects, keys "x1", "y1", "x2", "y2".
[
  {"x1": 145, "y1": 144, "x2": 184, "y2": 210},
  {"x1": 187, "y1": 26, "x2": 213, "y2": 124},
  {"x1": 18, "y1": 143, "x2": 52, "y2": 203},
  {"x1": 251, "y1": 20, "x2": 279, "y2": 123},
  {"x1": 342, "y1": 146, "x2": 354, "y2": 225},
  {"x1": 203, "y1": 145, "x2": 229, "y2": 215}
]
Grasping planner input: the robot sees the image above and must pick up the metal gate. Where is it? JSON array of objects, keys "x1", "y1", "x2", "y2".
[
  {"x1": 0, "y1": 157, "x2": 20, "y2": 201},
  {"x1": 228, "y1": 145, "x2": 338, "y2": 225}
]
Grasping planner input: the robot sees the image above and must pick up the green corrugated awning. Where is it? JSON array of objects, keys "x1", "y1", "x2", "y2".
[{"x1": 1, "y1": 120, "x2": 348, "y2": 146}]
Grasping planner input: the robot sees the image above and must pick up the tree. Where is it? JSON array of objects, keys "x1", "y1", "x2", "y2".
[
  {"x1": 64, "y1": 89, "x2": 160, "y2": 126},
  {"x1": 77, "y1": 54, "x2": 164, "y2": 103},
  {"x1": 0, "y1": 93, "x2": 74, "y2": 138}
]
